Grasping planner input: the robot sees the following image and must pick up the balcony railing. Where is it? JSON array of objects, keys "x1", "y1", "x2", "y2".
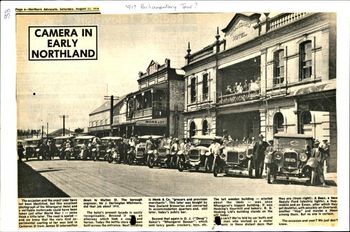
[
  {"x1": 134, "y1": 107, "x2": 152, "y2": 118},
  {"x1": 217, "y1": 89, "x2": 261, "y2": 105},
  {"x1": 268, "y1": 13, "x2": 312, "y2": 31}
]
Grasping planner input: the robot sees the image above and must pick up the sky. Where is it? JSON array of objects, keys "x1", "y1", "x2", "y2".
[{"x1": 16, "y1": 12, "x2": 234, "y2": 132}]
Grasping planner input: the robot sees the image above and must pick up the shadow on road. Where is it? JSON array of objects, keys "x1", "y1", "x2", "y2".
[{"x1": 18, "y1": 161, "x2": 69, "y2": 198}]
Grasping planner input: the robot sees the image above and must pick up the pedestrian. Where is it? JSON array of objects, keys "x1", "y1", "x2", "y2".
[
  {"x1": 311, "y1": 139, "x2": 327, "y2": 186},
  {"x1": 253, "y1": 134, "x2": 269, "y2": 178}
]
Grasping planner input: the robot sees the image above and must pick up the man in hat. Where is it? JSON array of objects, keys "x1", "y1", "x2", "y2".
[
  {"x1": 253, "y1": 133, "x2": 269, "y2": 178},
  {"x1": 311, "y1": 139, "x2": 326, "y2": 186}
]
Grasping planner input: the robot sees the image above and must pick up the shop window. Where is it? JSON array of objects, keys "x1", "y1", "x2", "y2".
[
  {"x1": 273, "y1": 112, "x2": 284, "y2": 134},
  {"x1": 189, "y1": 121, "x2": 196, "y2": 137},
  {"x1": 300, "y1": 41, "x2": 312, "y2": 80},
  {"x1": 202, "y1": 73, "x2": 209, "y2": 100},
  {"x1": 300, "y1": 111, "x2": 312, "y2": 134},
  {"x1": 273, "y1": 49, "x2": 285, "y2": 85},
  {"x1": 202, "y1": 120, "x2": 209, "y2": 135},
  {"x1": 190, "y1": 77, "x2": 196, "y2": 103}
]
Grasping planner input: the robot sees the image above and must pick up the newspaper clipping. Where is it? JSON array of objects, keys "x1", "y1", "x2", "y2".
[{"x1": 7, "y1": 2, "x2": 347, "y2": 231}]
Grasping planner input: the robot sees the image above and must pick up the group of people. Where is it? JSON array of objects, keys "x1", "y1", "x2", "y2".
[{"x1": 225, "y1": 79, "x2": 260, "y2": 95}]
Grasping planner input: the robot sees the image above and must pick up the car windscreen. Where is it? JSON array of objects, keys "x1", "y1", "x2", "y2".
[
  {"x1": 274, "y1": 137, "x2": 310, "y2": 149},
  {"x1": 75, "y1": 139, "x2": 88, "y2": 145},
  {"x1": 26, "y1": 140, "x2": 39, "y2": 146}
]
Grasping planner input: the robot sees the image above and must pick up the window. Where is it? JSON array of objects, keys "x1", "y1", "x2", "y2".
[
  {"x1": 300, "y1": 41, "x2": 312, "y2": 80},
  {"x1": 202, "y1": 120, "x2": 208, "y2": 135},
  {"x1": 190, "y1": 77, "x2": 196, "y2": 103},
  {"x1": 202, "y1": 73, "x2": 209, "y2": 100},
  {"x1": 189, "y1": 121, "x2": 196, "y2": 137},
  {"x1": 273, "y1": 112, "x2": 284, "y2": 134},
  {"x1": 300, "y1": 111, "x2": 312, "y2": 134},
  {"x1": 273, "y1": 50, "x2": 285, "y2": 85}
]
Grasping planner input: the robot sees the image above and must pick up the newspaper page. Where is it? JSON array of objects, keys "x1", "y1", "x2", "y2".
[{"x1": 1, "y1": 1, "x2": 349, "y2": 231}]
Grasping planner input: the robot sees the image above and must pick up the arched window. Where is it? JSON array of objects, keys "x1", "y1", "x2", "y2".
[
  {"x1": 300, "y1": 41, "x2": 312, "y2": 80},
  {"x1": 273, "y1": 112, "x2": 284, "y2": 134},
  {"x1": 189, "y1": 121, "x2": 196, "y2": 138},
  {"x1": 300, "y1": 111, "x2": 312, "y2": 134},
  {"x1": 202, "y1": 120, "x2": 208, "y2": 135}
]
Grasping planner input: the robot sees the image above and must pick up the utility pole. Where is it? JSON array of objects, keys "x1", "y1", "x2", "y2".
[
  {"x1": 41, "y1": 125, "x2": 44, "y2": 138},
  {"x1": 47, "y1": 122, "x2": 49, "y2": 137},
  {"x1": 59, "y1": 115, "x2": 69, "y2": 136},
  {"x1": 104, "y1": 95, "x2": 119, "y2": 136}
]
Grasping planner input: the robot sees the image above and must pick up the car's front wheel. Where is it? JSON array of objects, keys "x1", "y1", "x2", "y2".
[
  {"x1": 247, "y1": 159, "x2": 253, "y2": 177},
  {"x1": 178, "y1": 157, "x2": 185, "y2": 172},
  {"x1": 148, "y1": 155, "x2": 154, "y2": 168}
]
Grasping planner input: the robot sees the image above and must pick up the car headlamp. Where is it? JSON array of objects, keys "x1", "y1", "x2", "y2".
[
  {"x1": 238, "y1": 153, "x2": 245, "y2": 160},
  {"x1": 274, "y1": 152, "x2": 282, "y2": 160},
  {"x1": 299, "y1": 153, "x2": 308, "y2": 162}
]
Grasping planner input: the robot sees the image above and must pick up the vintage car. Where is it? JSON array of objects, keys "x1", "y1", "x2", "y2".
[
  {"x1": 264, "y1": 133, "x2": 317, "y2": 185},
  {"x1": 212, "y1": 141, "x2": 254, "y2": 177},
  {"x1": 23, "y1": 137, "x2": 43, "y2": 160},
  {"x1": 100, "y1": 136, "x2": 123, "y2": 163},
  {"x1": 178, "y1": 135, "x2": 221, "y2": 172},
  {"x1": 54, "y1": 135, "x2": 75, "y2": 159},
  {"x1": 148, "y1": 137, "x2": 174, "y2": 168},
  {"x1": 17, "y1": 140, "x2": 25, "y2": 161},
  {"x1": 134, "y1": 135, "x2": 162, "y2": 165},
  {"x1": 71, "y1": 135, "x2": 97, "y2": 160}
]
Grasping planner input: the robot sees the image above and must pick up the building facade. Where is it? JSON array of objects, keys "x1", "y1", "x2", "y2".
[
  {"x1": 123, "y1": 59, "x2": 185, "y2": 137},
  {"x1": 88, "y1": 96, "x2": 124, "y2": 137},
  {"x1": 183, "y1": 13, "x2": 337, "y2": 171}
]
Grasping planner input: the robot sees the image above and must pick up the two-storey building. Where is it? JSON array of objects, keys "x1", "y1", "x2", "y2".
[
  {"x1": 124, "y1": 59, "x2": 185, "y2": 137},
  {"x1": 183, "y1": 13, "x2": 336, "y2": 171},
  {"x1": 88, "y1": 96, "x2": 124, "y2": 137}
]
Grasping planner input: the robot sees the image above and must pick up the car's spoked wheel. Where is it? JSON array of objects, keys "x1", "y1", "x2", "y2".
[
  {"x1": 247, "y1": 159, "x2": 253, "y2": 177},
  {"x1": 178, "y1": 158, "x2": 184, "y2": 172},
  {"x1": 148, "y1": 156, "x2": 154, "y2": 168}
]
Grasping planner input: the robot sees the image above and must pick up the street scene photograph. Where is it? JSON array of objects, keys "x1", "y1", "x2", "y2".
[{"x1": 17, "y1": 12, "x2": 337, "y2": 198}]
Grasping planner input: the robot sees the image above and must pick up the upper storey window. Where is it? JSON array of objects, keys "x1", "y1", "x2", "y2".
[
  {"x1": 202, "y1": 73, "x2": 209, "y2": 100},
  {"x1": 190, "y1": 77, "x2": 196, "y2": 103},
  {"x1": 300, "y1": 41, "x2": 312, "y2": 80},
  {"x1": 273, "y1": 49, "x2": 285, "y2": 85}
]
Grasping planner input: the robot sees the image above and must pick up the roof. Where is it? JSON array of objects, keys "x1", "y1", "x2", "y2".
[
  {"x1": 54, "y1": 135, "x2": 75, "y2": 139},
  {"x1": 24, "y1": 138, "x2": 42, "y2": 141},
  {"x1": 191, "y1": 135, "x2": 223, "y2": 140},
  {"x1": 138, "y1": 135, "x2": 163, "y2": 139},
  {"x1": 89, "y1": 95, "x2": 126, "y2": 115},
  {"x1": 274, "y1": 133, "x2": 313, "y2": 139},
  {"x1": 101, "y1": 136, "x2": 122, "y2": 140},
  {"x1": 49, "y1": 128, "x2": 74, "y2": 137},
  {"x1": 74, "y1": 135, "x2": 96, "y2": 139},
  {"x1": 222, "y1": 13, "x2": 261, "y2": 33}
]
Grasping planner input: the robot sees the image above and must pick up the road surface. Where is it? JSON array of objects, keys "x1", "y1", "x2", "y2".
[{"x1": 20, "y1": 159, "x2": 337, "y2": 197}]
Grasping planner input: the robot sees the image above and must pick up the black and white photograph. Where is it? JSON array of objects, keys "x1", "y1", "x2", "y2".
[
  {"x1": 1, "y1": 1, "x2": 349, "y2": 230},
  {"x1": 16, "y1": 11, "x2": 337, "y2": 198}
]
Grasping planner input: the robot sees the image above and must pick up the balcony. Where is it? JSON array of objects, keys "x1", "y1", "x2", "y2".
[
  {"x1": 268, "y1": 13, "x2": 312, "y2": 31},
  {"x1": 217, "y1": 89, "x2": 261, "y2": 105},
  {"x1": 133, "y1": 107, "x2": 152, "y2": 118}
]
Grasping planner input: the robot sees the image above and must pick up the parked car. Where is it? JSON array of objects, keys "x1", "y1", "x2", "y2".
[
  {"x1": 100, "y1": 136, "x2": 123, "y2": 162},
  {"x1": 134, "y1": 135, "x2": 162, "y2": 165},
  {"x1": 54, "y1": 135, "x2": 75, "y2": 159},
  {"x1": 23, "y1": 138, "x2": 43, "y2": 160},
  {"x1": 212, "y1": 141, "x2": 254, "y2": 177},
  {"x1": 148, "y1": 136, "x2": 174, "y2": 168},
  {"x1": 72, "y1": 135, "x2": 96, "y2": 160},
  {"x1": 178, "y1": 135, "x2": 221, "y2": 172},
  {"x1": 264, "y1": 133, "x2": 316, "y2": 185}
]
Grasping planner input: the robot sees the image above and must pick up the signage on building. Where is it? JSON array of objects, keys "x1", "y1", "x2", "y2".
[
  {"x1": 225, "y1": 17, "x2": 258, "y2": 48},
  {"x1": 136, "y1": 118, "x2": 167, "y2": 127}
]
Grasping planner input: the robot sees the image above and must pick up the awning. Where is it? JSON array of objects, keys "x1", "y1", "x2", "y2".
[
  {"x1": 292, "y1": 79, "x2": 336, "y2": 96},
  {"x1": 135, "y1": 118, "x2": 167, "y2": 127}
]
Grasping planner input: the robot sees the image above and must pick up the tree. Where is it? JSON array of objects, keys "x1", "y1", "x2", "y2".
[{"x1": 74, "y1": 128, "x2": 84, "y2": 133}]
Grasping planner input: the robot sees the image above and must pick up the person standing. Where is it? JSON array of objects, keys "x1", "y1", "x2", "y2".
[
  {"x1": 253, "y1": 134, "x2": 269, "y2": 178},
  {"x1": 311, "y1": 139, "x2": 326, "y2": 186}
]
